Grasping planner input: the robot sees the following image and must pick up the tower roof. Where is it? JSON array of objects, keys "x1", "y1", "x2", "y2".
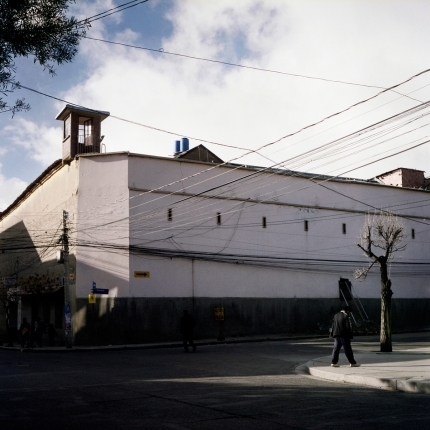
[{"x1": 55, "y1": 104, "x2": 110, "y2": 122}]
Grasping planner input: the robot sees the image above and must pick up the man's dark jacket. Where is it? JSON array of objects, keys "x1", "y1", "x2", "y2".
[{"x1": 331, "y1": 311, "x2": 353, "y2": 339}]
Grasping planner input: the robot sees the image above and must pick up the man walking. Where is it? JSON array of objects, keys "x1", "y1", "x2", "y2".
[
  {"x1": 180, "y1": 310, "x2": 196, "y2": 352},
  {"x1": 330, "y1": 305, "x2": 360, "y2": 367}
]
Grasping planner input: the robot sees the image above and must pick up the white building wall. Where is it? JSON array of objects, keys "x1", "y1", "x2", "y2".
[
  {"x1": 0, "y1": 161, "x2": 79, "y2": 273},
  {"x1": 2, "y1": 151, "x2": 429, "y2": 344},
  {"x1": 0, "y1": 161, "x2": 79, "y2": 329},
  {"x1": 75, "y1": 154, "x2": 130, "y2": 299},
  {"x1": 127, "y1": 154, "x2": 430, "y2": 300}
]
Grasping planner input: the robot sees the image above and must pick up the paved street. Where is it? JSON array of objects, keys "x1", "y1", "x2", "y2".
[{"x1": 1, "y1": 333, "x2": 430, "y2": 429}]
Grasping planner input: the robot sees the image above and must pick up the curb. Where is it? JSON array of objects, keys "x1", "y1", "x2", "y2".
[{"x1": 298, "y1": 359, "x2": 430, "y2": 394}]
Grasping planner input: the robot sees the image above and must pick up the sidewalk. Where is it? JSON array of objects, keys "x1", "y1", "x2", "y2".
[
  {"x1": 0, "y1": 332, "x2": 324, "y2": 353},
  {"x1": 297, "y1": 347, "x2": 430, "y2": 394}
]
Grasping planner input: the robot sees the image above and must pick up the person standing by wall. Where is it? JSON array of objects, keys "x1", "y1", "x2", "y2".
[
  {"x1": 330, "y1": 305, "x2": 360, "y2": 367},
  {"x1": 180, "y1": 310, "x2": 196, "y2": 352}
]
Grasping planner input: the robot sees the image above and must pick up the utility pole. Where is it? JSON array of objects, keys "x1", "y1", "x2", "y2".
[{"x1": 62, "y1": 210, "x2": 73, "y2": 348}]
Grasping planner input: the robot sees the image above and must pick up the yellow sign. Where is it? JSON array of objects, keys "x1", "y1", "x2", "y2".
[
  {"x1": 214, "y1": 307, "x2": 225, "y2": 321},
  {"x1": 69, "y1": 273, "x2": 75, "y2": 281},
  {"x1": 134, "y1": 271, "x2": 150, "y2": 278},
  {"x1": 88, "y1": 294, "x2": 96, "y2": 304}
]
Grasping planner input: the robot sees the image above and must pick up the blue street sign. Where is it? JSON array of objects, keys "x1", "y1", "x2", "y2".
[{"x1": 93, "y1": 288, "x2": 109, "y2": 295}]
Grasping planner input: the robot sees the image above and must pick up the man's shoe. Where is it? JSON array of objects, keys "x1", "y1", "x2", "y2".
[
  {"x1": 331, "y1": 363, "x2": 339, "y2": 367},
  {"x1": 350, "y1": 363, "x2": 361, "y2": 367}
]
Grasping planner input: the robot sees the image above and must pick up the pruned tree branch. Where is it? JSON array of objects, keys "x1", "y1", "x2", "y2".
[
  {"x1": 354, "y1": 258, "x2": 377, "y2": 280},
  {"x1": 357, "y1": 211, "x2": 404, "y2": 273}
]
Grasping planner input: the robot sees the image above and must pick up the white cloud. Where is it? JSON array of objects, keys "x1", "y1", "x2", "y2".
[
  {"x1": 31, "y1": 0, "x2": 430, "y2": 182},
  {"x1": 3, "y1": 118, "x2": 61, "y2": 165},
  {"x1": 2, "y1": 0, "x2": 430, "y2": 211},
  {"x1": 0, "y1": 163, "x2": 28, "y2": 211}
]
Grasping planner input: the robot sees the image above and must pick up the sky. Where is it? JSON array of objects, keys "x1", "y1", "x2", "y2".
[{"x1": 2, "y1": 0, "x2": 430, "y2": 211}]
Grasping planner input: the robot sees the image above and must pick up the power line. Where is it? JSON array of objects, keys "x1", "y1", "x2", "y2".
[
  {"x1": 15, "y1": 84, "x2": 252, "y2": 152},
  {"x1": 123, "y1": 134, "x2": 430, "y2": 240},
  {"x1": 70, "y1": 241, "x2": 430, "y2": 275},
  {"x1": 16, "y1": 67, "x2": 430, "y2": 225},
  {"x1": 82, "y1": 36, "x2": 426, "y2": 104},
  {"x1": 60, "y1": 126, "x2": 430, "y2": 246},
  {"x1": 17, "y1": 64, "x2": 430, "y2": 191},
  {"x1": 82, "y1": 36, "x2": 384, "y2": 89},
  {"x1": 83, "y1": 99, "x2": 430, "y2": 229},
  {"x1": 78, "y1": 0, "x2": 149, "y2": 24},
  {"x1": 77, "y1": 133, "x2": 430, "y2": 239},
  {"x1": 126, "y1": 111, "x2": 430, "y2": 232},
  {"x1": 261, "y1": 81, "x2": 430, "y2": 164},
  {"x1": 258, "y1": 70, "x2": 430, "y2": 152},
  {"x1": 112, "y1": 93, "x2": 425, "y2": 228}
]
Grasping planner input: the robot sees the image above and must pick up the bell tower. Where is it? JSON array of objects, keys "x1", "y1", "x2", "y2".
[{"x1": 56, "y1": 105, "x2": 110, "y2": 161}]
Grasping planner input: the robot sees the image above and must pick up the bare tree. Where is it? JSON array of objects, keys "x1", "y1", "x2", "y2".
[{"x1": 354, "y1": 211, "x2": 405, "y2": 352}]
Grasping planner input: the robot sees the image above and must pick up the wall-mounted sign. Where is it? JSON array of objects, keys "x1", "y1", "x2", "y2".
[
  {"x1": 134, "y1": 271, "x2": 150, "y2": 278},
  {"x1": 214, "y1": 307, "x2": 225, "y2": 321},
  {"x1": 88, "y1": 294, "x2": 96, "y2": 304},
  {"x1": 93, "y1": 288, "x2": 109, "y2": 294}
]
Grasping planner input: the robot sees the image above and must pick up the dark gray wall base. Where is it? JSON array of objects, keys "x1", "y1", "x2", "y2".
[{"x1": 73, "y1": 297, "x2": 430, "y2": 346}]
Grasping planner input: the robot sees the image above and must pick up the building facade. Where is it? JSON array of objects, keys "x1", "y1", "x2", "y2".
[{"x1": 1, "y1": 106, "x2": 429, "y2": 346}]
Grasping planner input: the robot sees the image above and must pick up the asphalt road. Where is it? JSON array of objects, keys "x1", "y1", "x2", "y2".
[{"x1": 1, "y1": 333, "x2": 430, "y2": 430}]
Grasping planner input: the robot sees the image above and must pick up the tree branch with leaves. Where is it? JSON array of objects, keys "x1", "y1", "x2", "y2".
[{"x1": 0, "y1": 0, "x2": 88, "y2": 115}]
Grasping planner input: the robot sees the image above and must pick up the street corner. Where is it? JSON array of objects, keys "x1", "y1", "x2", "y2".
[
  {"x1": 297, "y1": 351, "x2": 430, "y2": 394},
  {"x1": 300, "y1": 356, "x2": 398, "y2": 391},
  {"x1": 300, "y1": 356, "x2": 352, "y2": 383}
]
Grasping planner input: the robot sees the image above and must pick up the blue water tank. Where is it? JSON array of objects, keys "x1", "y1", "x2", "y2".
[
  {"x1": 181, "y1": 137, "x2": 189, "y2": 152},
  {"x1": 175, "y1": 140, "x2": 181, "y2": 153}
]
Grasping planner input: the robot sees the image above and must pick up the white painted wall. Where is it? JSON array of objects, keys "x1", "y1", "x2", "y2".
[
  {"x1": 75, "y1": 154, "x2": 130, "y2": 299},
  {"x1": 4, "y1": 152, "x2": 427, "y2": 304},
  {"x1": 0, "y1": 161, "x2": 79, "y2": 326},
  {"x1": 127, "y1": 154, "x2": 430, "y2": 300},
  {"x1": 0, "y1": 161, "x2": 79, "y2": 275}
]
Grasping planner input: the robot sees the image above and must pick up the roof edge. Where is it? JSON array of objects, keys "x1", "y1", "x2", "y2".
[
  {"x1": 56, "y1": 104, "x2": 110, "y2": 121},
  {"x1": 0, "y1": 159, "x2": 64, "y2": 221}
]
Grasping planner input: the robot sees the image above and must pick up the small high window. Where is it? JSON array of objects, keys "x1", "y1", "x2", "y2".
[
  {"x1": 304, "y1": 220, "x2": 308, "y2": 231},
  {"x1": 412, "y1": 228, "x2": 415, "y2": 239},
  {"x1": 167, "y1": 208, "x2": 172, "y2": 221},
  {"x1": 84, "y1": 118, "x2": 93, "y2": 143},
  {"x1": 262, "y1": 217, "x2": 267, "y2": 228},
  {"x1": 217, "y1": 212, "x2": 221, "y2": 225},
  {"x1": 342, "y1": 223, "x2": 346, "y2": 234},
  {"x1": 78, "y1": 124, "x2": 84, "y2": 144},
  {"x1": 64, "y1": 115, "x2": 71, "y2": 139}
]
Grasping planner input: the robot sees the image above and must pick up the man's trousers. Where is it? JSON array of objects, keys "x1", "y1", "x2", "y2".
[{"x1": 331, "y1": 336, "x2": 356, "y2": 364}]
